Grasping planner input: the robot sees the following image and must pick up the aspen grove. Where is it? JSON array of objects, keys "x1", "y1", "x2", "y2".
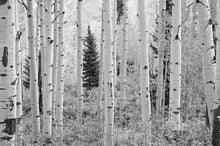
[{"x1": 1, "y1": 0, "x2": 220, "y2": 145}]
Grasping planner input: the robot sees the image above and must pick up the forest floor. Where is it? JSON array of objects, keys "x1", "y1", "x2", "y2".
[{"x1": 22, "y1": 88, "x2": 212, "y2": 146}]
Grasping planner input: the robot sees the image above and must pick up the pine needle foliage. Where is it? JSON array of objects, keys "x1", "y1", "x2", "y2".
[{"x1": 83, "y1": 26, "x2": 99, "y2": 90}]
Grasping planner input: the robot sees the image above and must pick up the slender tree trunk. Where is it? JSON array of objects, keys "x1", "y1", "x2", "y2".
[
  {"x1": 76, "y1": 0, "x2": 83, "y2": 124},
  {"x1": 39, "y1": 0, "x2": 46, "y2": 114},
  {"x1": 14, "y1": 0, "x2": 23, "y2": 143},
  {"x1": 212, "y1": 1, "x2": 220, "y2": 145},
  {"x1": 43, "y1": 0, "x2": 54, "y2": 141},
  {"x1": 162, "y1": 58, "x2": 168, "y2": 119},
  {"x1": 35, "y1": 2, "x2": 40, "y2": 69},
  {"x1": 120, "y1": 0, "x2": 128, "y2": 119},
  {"x1": 197, "y1": 0, "x2": 215, "y2": 130},
  {"x1": 27, "y1": 0, "x2": 41, "y2": 143},
  {"x1": 156, "y1": 0, "x2": 166, "y2": 116},
  {"x1": 103, "y1": 0, "x2": 114, "y2": 145},
  {"x1": 55, "y1": 0, "x2": 65, "y2": 136},
  {"x1": 97, "y1": 2, "x2": 104, "y2": 124},
  {"x1": 0, "y1": 1, "x2": 17, "y2": 145},
  {"x1": 137, "y1": 0, "x2": 151, "y2": 145},
  {"x1": 112, "y1": 0, "x2": 117, "y2": 87},
  {"x1": 169, "y1": 0, "x2": 181, "y2": 129},
  {"x1": 52, "y1": 0, "x2": 59, "y2": 127}
]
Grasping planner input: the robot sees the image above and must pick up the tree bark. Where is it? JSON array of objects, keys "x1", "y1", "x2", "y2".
[
  {"x1": 43, "y1": 0, "x2": 54, "y2": 141},
  {"x1": 156, "y1": 0, "x2": 166, "y2": 116},
  {"x1": 55, "y1": 0, "x2": 65, "y2": 136},
  {"x1": 14, "y1": 0, "x2": 23, "y2": 144},
  {"x1": 97, "y1": 1, "x2": 104, "y2": 125},
  {"x1": 76, "y1": 0, "x2": 84, "y2": 124},
  {"x1": 27, "y1": 0, "x2": 41, "y2": 142},
  {"x1": 169, "y1": 0, "x2": 181, "y2": 130},
  {"x1": 212, "y1": 1, "x2": 220, "y2": 145},
  {"x1": 0, "y1": 1, "x2": 17, "y2": 145},
  {"x1": 137, "y1": 0, "x2": 151, "y2": 145},
  {"x1": 112, "y1": 0, "x2": 117, "y2": 87},
  {"x1": 197, "y1": 0, "x2": 215, "y2": 130},
  {"x1": 119, "y1": 0, "x2": 128, "y2": 120},
  {"x1": 39, "y1": 0, "x2": 46, "y2": 111},
  {"x1": 52, "y1": 0, "x2": 59, "y2": 127},
  {"x1": 103, "y1": 0, "x2": 115, "y2": 145}
]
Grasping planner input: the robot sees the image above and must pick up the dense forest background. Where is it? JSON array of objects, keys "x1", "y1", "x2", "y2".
[{"x1": 9, "y1": 0, "x2": 212, "y2": 145}]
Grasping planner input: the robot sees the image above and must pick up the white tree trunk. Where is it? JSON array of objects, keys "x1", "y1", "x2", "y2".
[
  {"x1": 156, "y1": 0, "x2": 166, "y2": 116},
  {"x1": 97, "y1": 2, "x2": 104, "y2": 124},
  {"x1": 137, "y1": 0, "x2": 151, "y2": 145},
  {"x1": 212, "y1": 1, "x2": 220, "y2": 145},
  {"x1": 103, "y1": 0, "x2": 114, "y2": 146},
  {"x1": 55, "y1": 0, "x2": 65, "y2": 135},
  {"x1": 52, "y1": 0, "x2": 59, "y2": 126},
  {"x1": 169, "y1": 0, "x2": 181, "y2": 129},
  {"x1": 112, "y1": 0, "x2": 117, "y2": 87},
  {"x1": 0, "y1": 1, "x2": 17, "y2": 145},
  {"x1": 76, "y1": 0, "x2": 83, "y2": 124},
  {"x1": 197, "y1": 0, "x2": 215, "y2": 130},
  {"x1": 14, "y1": 0, "x2": 23, "y2": 143},
  {"x1": 35, "y1": 3, "x2": 40, "y2": 68},
  {"x1": 27, "y1": 0, "x2": 41, "y2": 142},
  {"x1": 43, "y1": 0, "x2": 53, "y2": 140},
  {"x1": 39, "y1": 0, "x2": 45, "y2": 106},
  {"x1": 119, "y1": 0, "x2": 128, "y2": 118}
]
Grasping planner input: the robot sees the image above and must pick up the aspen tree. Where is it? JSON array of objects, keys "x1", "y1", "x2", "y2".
[
  {"x1": 76, "y1": 0, "x2": 83, "y2": 124},
  {"x1": 103, "y1": 0, "x2": 115, "y2": 145},
  {"x1": 35, "y1": 2, "x2": 40, "y2": 66},
  {"x1": 0, "y1": 0, "x2": 17, "y2": 145},
  {"x1": 197, "y1": 0, "x2": 215, "y2": 130},
  {"x1": 27, "y1": 0, "x2": 41, "y2": 142},
  {"x1": 169, "y1": 0, "x2": 181, "y2": 129},
  {"x1": 156, "y1": 0, "x2": 166, "y2": 115},
  {"x1": 55, "y1": 0, "x2": 65, "y2": 135},
  {"x1": 112, "y1": 0, "x2": 117, "y2": 87},
  {"x1": 212, "y1": 1, "x2": 220, "y2": 145},
  {"x1": 137, "y1": 0, "x2": 151, "y2": 144},
  {"x1": 43, "y1": 0, "x2": 53, "y2": 140},
  {"x1": 39, "y1": 0, "x2": 45, "y2": 102},
  {"x1": 14, "y1": 0, "x2": 23, "y2": 143},
  {"x1": 119, "y1": 0, "x2": 128, "y2": 118},
  {"x1": 52, "y1": 0, "x2": 59, "y2": 125},
  {"x1": 97, "y1": 2, "x2": 104, "y2": 124}
]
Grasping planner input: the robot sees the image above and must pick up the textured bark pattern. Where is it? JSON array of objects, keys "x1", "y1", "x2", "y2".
[
  {"x1": 169, "y1": 0, "x2": 181, "y2": 129},
  {"x1": 76, "y1": 0, "x2": 83, "y2": 124},
  {"x1": 27, "y1": 0, "x2": 41, "y2": 142},
  {"x1": 14, "y1": 0, "x2": 23, "y2": 144},
  {"x1": 197, "y1": 0, "x2": 215, "y2": 130},
  {"x1": 119, "y1": 0, "x2": 128, "y2": 119},
  {"x1": 0, "y1": 0, "x2": 17, "y2": 145},
  {"x1": 97, "y1": 2, "x2": 104, "y2": 124},
  {"x1": 212, "y1": 1, "x2": 220, "y2": 145},
  {"x1": 112, "y1": 0, "x2": 117, "y2": 87},
  {"x1": 43, "y1": 0, "x2": 53, "y2": 140},
  {"x1": 55, "y1": 0, "x2": 65, "y2": 135},
  {"x1": 52, "y1": 0, "x2": 59, "y2": 127},
  {"x1": 39, "y1": 0, "x2": 45, "y2": 109},
  {"x1": 137, "y1": 0, "x2": 151, "y2": 145},
  {"x1": 156, "y1": 0, "x2": 166, "y2": 115},
  {"x1": 103, "y1": 1, "x2": 114, "y2": 146}
]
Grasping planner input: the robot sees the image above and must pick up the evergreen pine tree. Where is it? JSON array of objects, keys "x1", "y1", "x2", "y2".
[{"x1": 83, "y1": 25, "x2": 99, "y2": 90}]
